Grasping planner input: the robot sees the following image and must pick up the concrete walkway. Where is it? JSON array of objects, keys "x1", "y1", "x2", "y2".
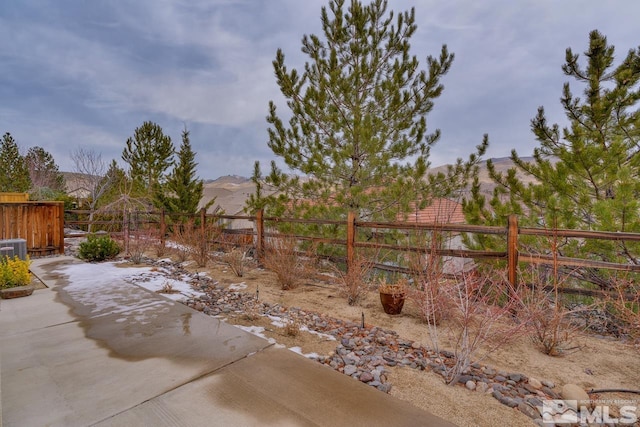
[{"x1": 0, "y1": 256, "x2": 455, "y2": 427}]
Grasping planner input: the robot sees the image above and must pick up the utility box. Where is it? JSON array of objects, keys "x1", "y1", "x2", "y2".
[{"x1": 0, "y1": 239, "x2": 28, "y2": 260}]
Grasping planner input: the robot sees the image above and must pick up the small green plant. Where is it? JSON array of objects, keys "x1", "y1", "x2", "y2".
[
  {"x1": 0, "y1": 255, "x2": 31, "y2": 289},
  {"x1": 78, "y1": 234, "x2": 121, "y2": 262}
]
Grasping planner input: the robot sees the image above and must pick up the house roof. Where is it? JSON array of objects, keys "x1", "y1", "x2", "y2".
[{"x1": 398, "y1": 198, "x2": 465, "y2": 224}]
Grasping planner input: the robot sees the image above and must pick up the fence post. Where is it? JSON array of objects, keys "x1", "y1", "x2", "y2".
[
  {"x1": 347, "y1": 211, "x2": 356, "y2": 274},
  {"x1": 160, "y1": 210, "x2": 166, "y2": 246},
  {"x1": 507, "y1": 214, "x2": 519, "y2": 288},
  {"x1": 256, "y1": 209, "x2": 264, "y2": 261},
  {"x1": 57, "y1": 202, "x2": 65, "y2": 255}
]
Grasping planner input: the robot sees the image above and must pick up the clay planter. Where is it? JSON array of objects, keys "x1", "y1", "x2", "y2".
[
  {"x1": 0, "y1": 284, "x2": 35, "y2": 299},
  {"x1": 379, "y1": 290, "x2": 405, "y2": 315}
]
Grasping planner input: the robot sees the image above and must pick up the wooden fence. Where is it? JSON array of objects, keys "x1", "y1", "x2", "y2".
[
  {"x1": 65, "y1": 208, "x2": 640, "y2": 299},
  {"x1": 0, "y1": 202, "x2": 65, "y2": 256}
]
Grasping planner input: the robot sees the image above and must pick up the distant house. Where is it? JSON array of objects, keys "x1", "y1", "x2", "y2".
[
  {"x1": 397, "y1": 198, "x2": 472, "y2": 275},
  {"x1": 397, "y1": 198, "x2": 465, "y2": 224}
]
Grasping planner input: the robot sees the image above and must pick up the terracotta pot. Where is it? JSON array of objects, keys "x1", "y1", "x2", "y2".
[
  {"x1": 0, "y1": 284, "x2": 35, "y2": 299},
  {"x1": 379, "y1": 291, "x2": 405, "y2": 315}
]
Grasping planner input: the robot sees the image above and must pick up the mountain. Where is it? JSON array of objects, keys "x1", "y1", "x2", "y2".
[
  {"x1": 199, "y1": 175, "x2": 255, "y2": 215},
  {"x1": 63, "y1": 157, "x2": 548, "y2": 215}
]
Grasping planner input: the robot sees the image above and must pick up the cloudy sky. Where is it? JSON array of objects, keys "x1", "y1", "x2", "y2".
[{"x1": 1, "y1": 1, "x2": 638, "y2": 180}]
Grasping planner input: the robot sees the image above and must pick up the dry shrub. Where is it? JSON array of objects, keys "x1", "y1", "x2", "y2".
[
  {"x1": 262, "y1": 236, "x2": 314, "y2": 290},
  {"x1": 605, "y1": 277, "x2": 640, "y2": 345},
  {"x1": 283, "y1": 317, "x2": 301, "y2": 337},
  {"x1": 519, "y1": 266, "x2": 587, "y2": 356},
  {"x1": 157, "y1": 281, "x2": 179, "y2": 294},
  {"x1": 171, "y1": 223, "x2": 192, "y2": 262},
  {"x1": 151, "y1": 228, "x2": 170, "y2": 258},
  {"x1": 334, "y1": 255, "x2": 373, "y2": 305},
  {"x1": 242, "y1": 299, "x2": 262, "y2": 321},
  {"x1": 431, "y1": 270, "x2": 530, "y2": 385},
  {"x1": 408, "y1": 250, "x2": 451, "y2": 325},
  {"x1": 126, "y1": 229, "x2": 155, "y2": 264},
  {"x1": 522, "y1": 287, "x2": 585, "y2": 356},
  {"x1": 171, "y1": 219, "x2": 221, "y2": 267},
  {"x1": 222, "y1": 248, "x2": 248, "y2": 277}
]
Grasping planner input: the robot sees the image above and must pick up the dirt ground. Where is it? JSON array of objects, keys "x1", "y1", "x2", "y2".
[{"x1": 177, "y1": 254, "x2": 640, "y2": 427}]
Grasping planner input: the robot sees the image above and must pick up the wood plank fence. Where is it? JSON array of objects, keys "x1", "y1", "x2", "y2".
[
  {"x1": 65, "y1": 208, "x2": 640, "y2": 300},
  {"x1": 0, "y1": 202, "x2": 65, "y2": 256}
]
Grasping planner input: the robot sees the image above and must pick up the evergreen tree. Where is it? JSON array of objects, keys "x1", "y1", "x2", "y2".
[
  {"x1": 25, "y1": 146, "x2": 65, "y2": 197},
  {"x1": 463, "y1": 30, "x2": 640, "y2": 289},
  {"x1": 250, "y1": 0, "x2": 485, "y2": 221},
  {"x1": 156, "y1": 128, "x2": 209, "y2": 214},
  {"x1": 0, "y1": 132, "x2": 31, "y2": 192},
  {"x1": 121, "y1": 121, "x2": 174, "y2": 201}
]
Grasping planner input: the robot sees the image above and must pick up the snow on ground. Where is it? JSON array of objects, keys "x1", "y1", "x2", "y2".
[
  {"x1": 57, "y1": 261, "x2": 205, "y2": 320},
  {"x1": 56, "y1": 260, "x2": 318, "y2": 358}
]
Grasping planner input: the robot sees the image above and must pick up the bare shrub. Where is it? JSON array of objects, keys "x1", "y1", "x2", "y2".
[
  {"x1": 262, "y1": 236, "x2": 314, "y2": 290},
  {"x1": 171, "y1": 223, "x2": 192, "y2": 262},
  {"x1": 605, "y1": 277, "x2": 640, "y2": 345},
  {"x1": 242, "y1": 299, "x2": 262, "y2": 321},
  {"x1": 521, "y1": 285, "x2": 585, "y2": 356},
  {"x1": 126, "y1": 229, "x2": 155, "y2": 264},
  {"x1": 430, "y1": 270, "x2": 530, "y2": 385},
  {"x1": 157, "y1": 281, "x2": 179, "y2": 294},
  {"x1": 151, "y1": 228, "x2": 170, "y2": 258},
  {"x1": 171, "y1": 219, "x2": 221, "y2": 267},
  {"x1": 222, "y1": 248, "x2": 248, "y2": 277},
  {"x1": 334, "y1": 255, "x2": 373, "y2": 305},
  {"x1": 283, "y1": 317, "x2": 301, "y2": 337}
]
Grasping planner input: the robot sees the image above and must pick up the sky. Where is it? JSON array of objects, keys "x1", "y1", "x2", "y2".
[{"x1": 1, "y1": 1, "x2": 639, "y2": 180}]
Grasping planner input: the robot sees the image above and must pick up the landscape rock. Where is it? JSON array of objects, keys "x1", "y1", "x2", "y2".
[
  {"x1": 560, "y1": 383, "x2": 590, "y2": 409},
  {"x1": 527, "y1": 377, "x2": 542, "y2": 389}
]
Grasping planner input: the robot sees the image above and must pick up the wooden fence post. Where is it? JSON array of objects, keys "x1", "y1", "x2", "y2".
[
  {"x1": 159, "y1": 210, "x2": 166, "y2": 246},
  {"x1": 507, "y1": 214, "x2": 519, "y2": 288},
  {"x1": 256, "y1": 209, "x2": 264, "y2": 261},
  {"x1": 347, "y1": 211, "x2": 356, "y2": 274}
]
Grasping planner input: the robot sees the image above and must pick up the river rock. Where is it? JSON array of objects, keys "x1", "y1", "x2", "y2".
[{"x1": 528, "y1": 377, "x2": 542, "y2": 389}]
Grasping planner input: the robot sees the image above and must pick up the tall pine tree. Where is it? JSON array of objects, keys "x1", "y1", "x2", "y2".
[
  {"x1": 249, "y1": 0, "x2": 485, "y2": 221},
  {"x1": 0, "y1": 132, "x2": 31, "y2": 192},
  {"x1": 25, "y1": 146, "x2": 65, "y2": 197},
  {"x1": 156, "y1": 128, "x2": 209, "y2": 214},
  {"x1": 464, "y1": 30, "x2": 640, "y2": 289},
  {"x1": 122, "y1": 121, "x2": 174, "y2": 203}
]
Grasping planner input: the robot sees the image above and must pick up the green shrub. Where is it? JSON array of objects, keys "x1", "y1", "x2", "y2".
[
  {"x1": 78, "y1": 234, "x2": 121, "y2": 262},
  {"x1": 0, "y1": 255, "x2": 31, "y2": 289}
]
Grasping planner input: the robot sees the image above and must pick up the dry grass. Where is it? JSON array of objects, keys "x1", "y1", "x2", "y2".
[{"x1": 283, "y1": 317, "x2": 301, "y2": 337}]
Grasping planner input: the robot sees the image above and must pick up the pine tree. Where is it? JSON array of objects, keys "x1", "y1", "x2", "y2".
[
  {"x1": 25, "y1": 146, "x2": 65, "y2": 197},
  {"x1": 121, "y1": 121, "x2": 174, "y2": 201},
  {"x1": 250, "y1": 0, "x2": 485, "y2": 222},
  {"x1": 463, "y1": 30, "x2": 640, "y2": 289},
  {"x1": 0, "y1": 132, "x2": 32, "y2": 192},
  {"x1": 156, "y1": 128, "x2": 209, "y2": 214}
]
